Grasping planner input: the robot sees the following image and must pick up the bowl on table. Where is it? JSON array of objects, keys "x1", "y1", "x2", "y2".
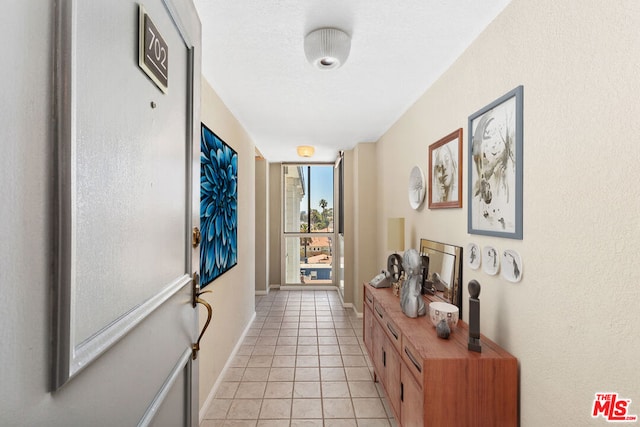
[{"x1": 428, "y1": 301, "x2": 459, "y2": 329}]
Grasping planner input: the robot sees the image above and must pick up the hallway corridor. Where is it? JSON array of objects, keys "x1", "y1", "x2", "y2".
[{"x1": 201, "y1": 289, "x2": 397, "y2": 427}]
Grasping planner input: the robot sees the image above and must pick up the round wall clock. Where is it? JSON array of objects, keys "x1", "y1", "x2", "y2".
[{"x1": 408, "y1": 166, "x2": 426, "y2": 209}]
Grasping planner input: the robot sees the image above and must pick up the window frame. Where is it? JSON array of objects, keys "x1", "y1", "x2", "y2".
[{"x1": 280, "y1": 163, "x2": 336, "y2": 286}]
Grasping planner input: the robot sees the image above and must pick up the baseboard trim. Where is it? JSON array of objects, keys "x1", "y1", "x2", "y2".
[
  {"x1": 255, "y1": 290, "x2": 268, "y2": 296},
  {"x1": 351, "y1": 305, "x2": 363, "y2": 318},
  {"x1": 336, "y1": 286, "x2": 362, "y2": 318},
  {"x1": 199, "y1": 311, "x2": 257, "y2": 423},
  {"x1": 279, "y1": 285, "x2": 337, "y2": 291}
]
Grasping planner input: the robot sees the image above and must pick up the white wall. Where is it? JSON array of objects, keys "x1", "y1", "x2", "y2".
[
  {"x1": 198, "y1": 77, "x2": 256, "y2": 411},
  {"x1": 375, "y1": 0, "x2": 640, "y2": 425},
  {"x1": 0, "y1": 2, "x2": 55, "y2": 423}
]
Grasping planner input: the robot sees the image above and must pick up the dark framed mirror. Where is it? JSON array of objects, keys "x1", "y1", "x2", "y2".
[{"x1": 419, "y1": 238, "x2": 463, "y2": 318}]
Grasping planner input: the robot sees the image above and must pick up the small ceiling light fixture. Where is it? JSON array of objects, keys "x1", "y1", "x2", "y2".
[
  {"x1": 304, "y1": 28, "x2": 351, "y2": 70},
  {"x1": 297, "y1": 145, "x2": 315, "y2": 158}
]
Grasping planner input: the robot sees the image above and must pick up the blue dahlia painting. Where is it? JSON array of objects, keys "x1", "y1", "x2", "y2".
[{"x1": 200, "y1": 123, "x2": 238, "y2": 287}]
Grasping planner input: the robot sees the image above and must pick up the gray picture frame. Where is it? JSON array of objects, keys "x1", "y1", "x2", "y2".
[{"x1": 467, "y1": 86, "x2": 523, "y2": 239}]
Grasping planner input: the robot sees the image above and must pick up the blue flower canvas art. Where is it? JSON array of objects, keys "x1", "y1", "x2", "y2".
[{"x1": 200, "y1": 124, "x2": 238, "y2": 287}]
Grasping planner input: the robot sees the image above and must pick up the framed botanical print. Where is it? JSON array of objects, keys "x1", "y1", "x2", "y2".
[
  {"x1": 468, "y1": 86, "x2": 523, "y2": 239},
  {"x1": 200, "y1": 123, "x2": 238, "y2": 287},
  {"x1": 428, "y1": 128, "x2": 463, "y2": 209}
]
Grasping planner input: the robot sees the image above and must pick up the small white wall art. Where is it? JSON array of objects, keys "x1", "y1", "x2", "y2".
[
  {"x1": 466, "y1": 243, "x2": 481, "y2": 270},
  {"x1": 501, "y1": 249, "x2": 523, "y2": 282},
  {"x1": 408, "y1": 165, "x2": 426, "y2": 209},
  {"x1": 482, "y1": 245, "x2": 500, "y2": 275}
]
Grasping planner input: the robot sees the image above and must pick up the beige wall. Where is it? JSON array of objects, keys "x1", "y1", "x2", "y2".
[
  {"x1": 199, "y1": 77, "x2": 256, "y2": 411},
  {"x1": 255, "y1": 157, "x2": 269, "y2": 294},
  {"x1": 375, "y1": 0, "x2": 640, "y2": 425},
  {"x1": 268, "y1": 162, "x2": 282, "y2": 286},
  {"x1": 342, "y1": 150, "x2": 356, "y2": 306},
  {"x1": 350, "y1": 143, "x2": 378, "y2": 312}
]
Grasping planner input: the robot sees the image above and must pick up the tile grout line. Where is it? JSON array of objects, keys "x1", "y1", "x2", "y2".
[{"x1": 202, "y1": 289, "x2": 395, "y2": 426}]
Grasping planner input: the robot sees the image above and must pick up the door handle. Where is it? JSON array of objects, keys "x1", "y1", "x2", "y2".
[
  {"x1": 375, "y1": 306, "x2": 383, "y2": 319},
  {"x1": 191, "y1": 272, "x2": 212, "y2": 360},
  {"x1": 404, "y1": 347, "x2": 422, "y2": 373},
  {"x1": 386, "y1": 322, "x2": 398, "y2": 340}
]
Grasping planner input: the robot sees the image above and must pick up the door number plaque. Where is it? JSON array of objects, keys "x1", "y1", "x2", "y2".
[{"x1": 138, "y1": 5, "x2": 168, "y2": 93}]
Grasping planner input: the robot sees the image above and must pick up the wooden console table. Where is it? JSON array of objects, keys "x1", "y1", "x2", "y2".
[{"x1": 363, "y1": 283, "x2": 518, "y2": 426}]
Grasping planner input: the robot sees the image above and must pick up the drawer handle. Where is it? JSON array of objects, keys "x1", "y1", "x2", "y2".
[
  {"x1": 404, "y1": 347, "x2": 422, "y2": 373},
  {"x1": 366, "y1": 294, "x2": 373, "y2": 303},
  {"x1": 386, "y1": 322, "x2": 398, "y2": 340},
  {"x1": 375, "y1": 306, "x2": 383, "y2": 319}
]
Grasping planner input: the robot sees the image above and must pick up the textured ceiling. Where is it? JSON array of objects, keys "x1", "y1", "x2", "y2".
[{"x1": 195, "y1": 0, "x2": 513, "y2": 162}]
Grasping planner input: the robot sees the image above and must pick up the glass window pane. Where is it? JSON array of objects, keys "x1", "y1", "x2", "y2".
[
  {"x1": 283, "y1": 165, "x2": 307, "y2": 233},
  {"x1": 285, "y1": 236, "x2": 333, "y2": 285},
  {"x1": 309, "y1": 166, "x2": 333, "y2": 232},
  {"x1": 283, "y1": 165, "x2": 333, "y2": 233}
]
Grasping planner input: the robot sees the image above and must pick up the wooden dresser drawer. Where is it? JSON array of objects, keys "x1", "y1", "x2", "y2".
[
  {"x1": 402, "y1": 338, "x2": 423, "y2": 385},
  {"x1": 371, "y1": 301, "x2": 404, "y2": 373},
  {"x1": 364, "y1": 287, "x2": 374, "y2": 310},
  {"x1": 383, "y1": 315, "x2": 402, "y2": 354},
  {"x1": 373, "y1": 300, "x2": 386, "y2": 323}
]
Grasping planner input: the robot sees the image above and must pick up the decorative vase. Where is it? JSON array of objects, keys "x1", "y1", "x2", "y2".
[
  {"x1": 399, "y1": 249, "x2": 426, "y2": 318},
  {"x1": 392, "y1": 281, "x2": 400, "y2": 297},
  {"x1": 436, "y1": 318, "x2": 451, "y2": 339}
]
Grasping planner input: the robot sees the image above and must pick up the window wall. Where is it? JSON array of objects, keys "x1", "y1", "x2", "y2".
[{"x1": 282, "y1": 164, "x2": 334, "y2": 285}]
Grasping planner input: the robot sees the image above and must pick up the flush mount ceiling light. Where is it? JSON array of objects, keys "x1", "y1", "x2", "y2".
[
  {"x1": 304, "y1": 28, "x2": 351, "y2": 70},
  {"x1": 297, "y1": 145, "x2": 315, "y2": 157}
]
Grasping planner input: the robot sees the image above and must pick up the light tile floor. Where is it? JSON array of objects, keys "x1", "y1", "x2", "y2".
[{"x1": 200, "y1": 289, "x2": 397, "y2": 427}]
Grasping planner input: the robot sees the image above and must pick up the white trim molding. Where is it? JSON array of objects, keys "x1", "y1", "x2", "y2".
[{"x1": 199, "y1": 311, "x2": 257, "y2": 423}]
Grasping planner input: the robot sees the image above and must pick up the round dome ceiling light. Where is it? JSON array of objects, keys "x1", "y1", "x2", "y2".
[
  {"x1": 304, "y1": 28, "x2": 351, "y2": 70},
  {"x1": 297, "y1": 145, "x2": 315, "y2": 158}
]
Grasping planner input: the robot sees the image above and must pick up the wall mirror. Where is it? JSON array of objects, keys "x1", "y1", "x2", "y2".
[{"x1": 419, "y1": 238, "x2": 463, "y2": 317}]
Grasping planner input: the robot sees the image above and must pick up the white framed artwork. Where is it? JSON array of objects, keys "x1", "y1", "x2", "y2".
[
  {"x1": 501, "y1": 249, "x2": 523, "y2": 282},
  {"x1": 482, "y1": 245, "x2": 500, "y2": 276}
]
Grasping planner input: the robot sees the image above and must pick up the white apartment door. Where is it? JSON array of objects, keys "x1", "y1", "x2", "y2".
[{"x1": 52, "y1": 1, "x2": 202, "y2": 425}]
